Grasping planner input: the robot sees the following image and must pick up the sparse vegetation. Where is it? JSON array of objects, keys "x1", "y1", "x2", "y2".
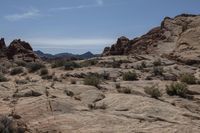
[
  {"x1": 84, "y1": 75, "x2": 101, "y2": 87},
  {"x1": 64, "y1": 61, "x2": 81, "y2": 70},
  {"x1": 0, "y1": 115, "x2": 27, "y2": 132},
  {"x1": 0, "y1": 73, "x2": 8, "y2": 82},
  {"x1": 51, "y1": 60, "x2": 66, "y2": 68},
  {"x1": 10, "y1": 67, "x2": 24, "y2": 75},
  {"x1": 166, "y1": 82, "x2": 188, "y2": 98},
  {"x1": 180, "y1": 73, "x2": 196, "y2": 84},
  {"x1": 15, "y1": 60, "x2": 27, "y2": 67},
  {"x1": 15, "y1": 79, "x2": 28, "y2": 85},
  {"x1": 144, "y1": 85, "x2": 162, "y2": 99},
  {"x1": 115, "y1": 83, "x2": 121, "y2": 89},
  {"x1": 0, "y1": 65, "x2": 8, "y2": 74},
  {"x1": 122, "y1": 71, "x2": 138, "y2": 81},
  {"x1": 152, "y1": 66, "x2": 164, "y2": 76},
  {"x1": 40, "y1": 68, "x2": 49, "y2": 75},
  {"x1": 27, "y1": 62, "x2": 45, "y2": 72},
  {"x1": 117, "y1": 87, "x2": 132, "y2": 94},
  {"x1": 80, "y1": 59, "x2": 98, "y2": 67},
  {"x1": 153, "y1": 58, "x2": 162, "y2": 66}
]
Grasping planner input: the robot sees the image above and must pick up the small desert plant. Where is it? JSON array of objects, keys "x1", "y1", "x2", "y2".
[
  {"x1": 166, "y1": 82, "x2": 188, "y2": 98},
  {"x1": 27, "y1": 62, "x2": 45, "y2": 72},
  {"x1": 80, "y1": 59, "x2": 98, "y2": 67},
  {"x1": 15, "y1": 79, "x2": 28, "y2": 85},
  {"x1": 84, "y1": 75, "x2": 101, "y2": 87},
  {"x1": 64, "y1": 61, "x2": 81, "y2": 70},
  {"x1": 115, "y1": 83, "x2": 121, "y2": 89},
  {"x1": 51, "y1": 60, "x2": 66, "y2": 68},
  {"x1": 70, "y1": 79, "x2": 76, "y2": 84},
  {"x1": 15, "y1": 60, "x2": 27, "y2": 67},
  {"x1": 141, "y1": 61, "x2": 147, "y2": 68},
  {"x1": 152, "y1": 66, "x2": 164, "y2": 76},
  {"x1": 118, "y1": 87, "x2": 132, "y2": 94},
  {"x1": 180, "y1": 73, "x2": 196, "y2": 84},
  {"x1": 101, "y1": 71, "x2": 110, "y2": 80},
  {"x1": 41, "y1": 75, "x2": 53, "y2": 80},
  {"x1": 0, "y1": 65, "x2": 8, "y2": 74},
  {"x1": 144, "y1": 85, "x2": 162, "y2": 99},
  {"x1": 122, "y1": 71, "x2": 138, "y2": 81},
  {"x1": 0, "y1": 73, "x2": 8, "y2": 82},
  {"x1": 40, "y1": 68, "x2": 49, "y2": 75},
  {"x1": 153, "y1": 59, "x2": 162, "y2": 66},
  {"x1": 10, "y1": 67, "x2": 24, "y2": 75},
  {"x1": 0, "y1": 115, "x2": 27, "y2": 132}
]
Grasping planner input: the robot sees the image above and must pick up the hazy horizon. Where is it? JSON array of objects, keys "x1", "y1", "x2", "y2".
[{"x1": 1, "y1": 0, "x2": 200, "y2": 54}]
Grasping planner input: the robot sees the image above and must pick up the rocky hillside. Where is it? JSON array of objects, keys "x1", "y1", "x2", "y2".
[
  {"x1": 0, "y1": 38, "x2": 39, "y2": 62},
  {"x1": 1, "y1": 14, "x2": 200, "y2": 133},
  {"x1": 102, "y1": 14, "x2": 200, "y2": 65}
]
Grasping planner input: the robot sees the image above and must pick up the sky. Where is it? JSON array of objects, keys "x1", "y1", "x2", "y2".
[{"x1": 0, "y1": 0, "x2": 200, "y2": 54}]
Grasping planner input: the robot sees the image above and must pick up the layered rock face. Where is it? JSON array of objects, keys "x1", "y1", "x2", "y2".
[
  {"x1": 102, "y1": 14, "x2": 200, "y2": 64},
  {"x1": 0, "y1": 38, "x2": 39, "y2": 62}
]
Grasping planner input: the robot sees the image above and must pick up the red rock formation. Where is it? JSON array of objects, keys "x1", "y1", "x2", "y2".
[{"x1": 7, "y1": 39, "x2": 39, "y2": 62}]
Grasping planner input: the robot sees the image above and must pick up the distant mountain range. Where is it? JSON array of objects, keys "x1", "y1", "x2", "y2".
[{"x1": 34, "y1": 50, "x2": 97, "y2": 60}]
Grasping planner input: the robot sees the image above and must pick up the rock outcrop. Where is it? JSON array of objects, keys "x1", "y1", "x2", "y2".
[
  {"x1": 102, "y1": 14, "x2": 200, "y2": 65},
  {"x1": 0, "y1": 38, "x2": 39, "y2": 62}
]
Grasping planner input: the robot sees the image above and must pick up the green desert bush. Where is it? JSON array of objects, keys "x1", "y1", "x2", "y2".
[
  {"x1": 84, "y1": 75, "x2": 101, "y2": 87},
  {"x1": 0, "y1": 73, "x2": 8, "y2": 82},
  {"x1": 40, "y1": 68, "x2": 49, "y2": 75},
  {"x1": 27, "y1": 62, "x2": 45, "y2": 73},
  {"x1": 10, "y1": 67, "x2": 24, "y2": 75},
  {"x1": 122, "y1": 71, "x2": 138, "y2": 81},
  {"x1": 180, "y1": 73, "x2": 196, "y2": 84},
  {"x1": 166, "y1": 82, "x2": 188, "y2": 98},
  {"x1": 144, "y1": 85, "x2": 162, "y2": 99}
]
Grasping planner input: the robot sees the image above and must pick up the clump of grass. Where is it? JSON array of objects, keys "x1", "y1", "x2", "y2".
[
  {"x1": 166, "y1": 82, "x2": 188, "y2": 98},
  {"x1": 122, "y1": 71, "x2": 138, "y2": 81},
  {"x1": 27, "y1": 62, "x2": 45, "y2": 73},
  {"x1": 10, "y1": 67, "x2": 24, "y2": 75},
  {"x1": 152, "y1": 66, "x2": 164, "y2": 76},
  {"x1": 180, "y1": 73, "x2": 196, "y2": 84},
  {"x1": 144, "y1": 85, "x2": 162, "y2": 99},
  {"x1": 40, "y1": 68, "x2": 49, "y2": 75},
  {"x1": 64, "y1": 61, "x2": 81, "y2": 70},
  {"x1": 153, "y1": 59, "x2": 162, "y2": 66},
  {"x1": 0, "y1": 73, "x2": 8, "y2": 82},
  {"x1": 84, "y1": 75, "x2": 101, "y2": 87}
]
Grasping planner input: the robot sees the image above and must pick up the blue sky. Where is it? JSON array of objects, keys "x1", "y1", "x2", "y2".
[{"x1": 0, "y1": 0, "x2": 200, "y2": 54}]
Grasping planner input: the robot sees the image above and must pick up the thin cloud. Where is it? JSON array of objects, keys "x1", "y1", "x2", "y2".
[
  {"x1": 50, "y1": 0, "x2": 104, "y2": 11},
  {"x1": 27, "y1": 37, "x2": 115, "y2": 48},
  {"x1": 4, "y1": 8, "x2": 40, "y2": 21}
]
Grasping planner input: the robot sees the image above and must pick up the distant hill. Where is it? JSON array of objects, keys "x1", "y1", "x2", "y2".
[{"x1": 34, "y1": 50, "x2": 96, "y2": 60}]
